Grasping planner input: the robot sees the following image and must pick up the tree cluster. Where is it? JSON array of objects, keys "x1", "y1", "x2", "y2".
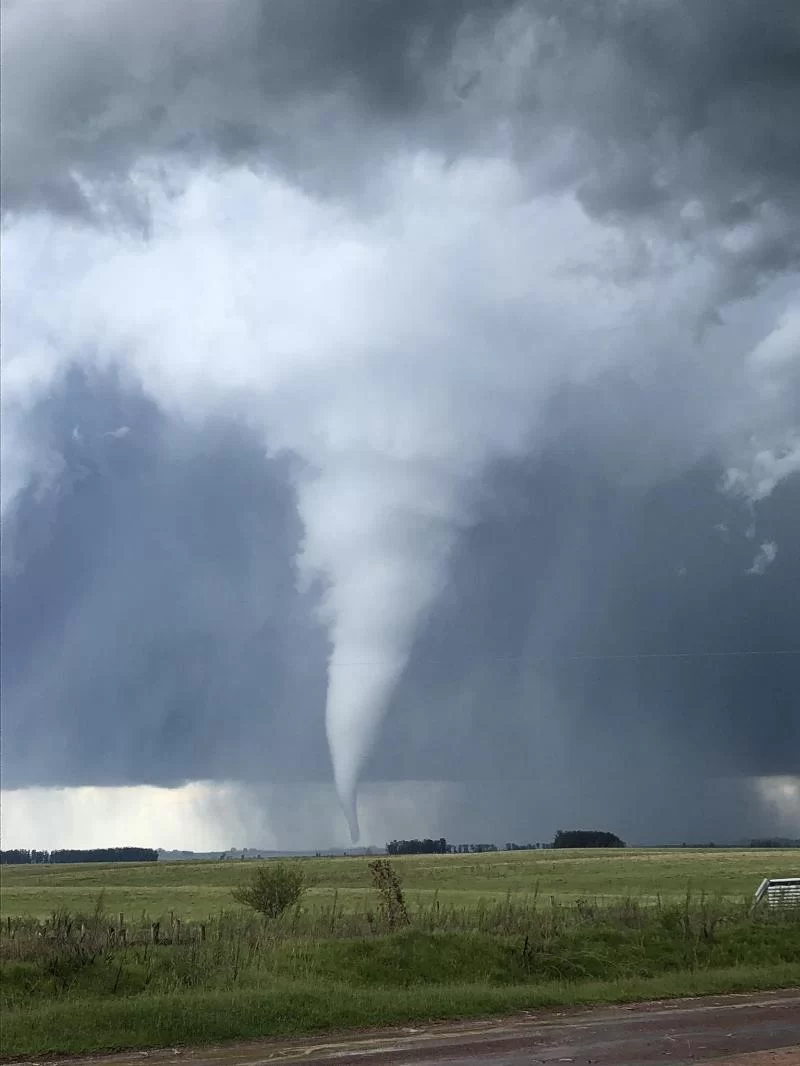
[
  {"x1": 0, "y1": 847, "x2": 158, "y2": 864},
  {"x1": 552, "y1": 830, "x2": 626, "y2": 849},
  {"x1": 386, "y1": 838, "x2": 448, "y2": 855},
  {"x1": 0, "y1": 849, "x2": 50, "y2": 864}
]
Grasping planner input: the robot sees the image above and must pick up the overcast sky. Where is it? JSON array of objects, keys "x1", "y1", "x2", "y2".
[{"x1": 1, "y1": 0, "x2": 798, "y2": 849}]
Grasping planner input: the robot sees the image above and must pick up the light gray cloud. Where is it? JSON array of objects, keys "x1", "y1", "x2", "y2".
[{"x1": 747, "y1": 541, "x2": 778, "y2": 576}]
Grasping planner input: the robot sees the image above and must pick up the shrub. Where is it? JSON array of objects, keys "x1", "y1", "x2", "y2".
[
  {"x1": 231, "y1": 863, "x2": 306, "y2": 919},
  {"x1": 369, "y1": 859, "x2": 409, "y2": 930}
]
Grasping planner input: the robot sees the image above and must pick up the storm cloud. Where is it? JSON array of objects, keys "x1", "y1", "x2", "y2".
[{"x1": 1, "y1": 0, "x2": 798, "y2": 845}]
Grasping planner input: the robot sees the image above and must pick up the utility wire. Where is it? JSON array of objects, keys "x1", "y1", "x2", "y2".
[{"x1": 327, "y1": 649, "x2": 800, "y2": 666}]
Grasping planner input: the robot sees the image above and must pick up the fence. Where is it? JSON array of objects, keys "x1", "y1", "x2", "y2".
[{"x1": 754, "y1": 877, "x2": 800, "y2": 908}]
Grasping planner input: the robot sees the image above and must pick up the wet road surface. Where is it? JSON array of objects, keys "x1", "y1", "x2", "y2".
[{"x1": 18, "y1": 990, "x2": 800, "y2": 1066}]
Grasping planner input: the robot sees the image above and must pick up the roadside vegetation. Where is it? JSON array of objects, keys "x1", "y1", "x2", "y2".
[
  {"x1": 230, "y1": 861, "x2": 307, "y2": 918},
  {"x1": 1, "y1": 850, "x2": 799, "y2": 1057}
]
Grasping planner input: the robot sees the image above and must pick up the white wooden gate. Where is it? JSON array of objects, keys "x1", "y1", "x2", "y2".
[{"x1": 754, "y1": 876, "x2": 800, "y2": 908}]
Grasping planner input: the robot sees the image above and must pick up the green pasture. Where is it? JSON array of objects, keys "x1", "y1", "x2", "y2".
[{"x1": 2, "y1": 848, "x2": 796, "y2": 921}]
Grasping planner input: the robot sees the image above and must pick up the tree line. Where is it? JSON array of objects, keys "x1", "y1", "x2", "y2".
[
  {"x1": 386, "y1": 838, "x2": 448, "y2": 855},
  {"x1": 553, "y1": 830, "x2": 626, "y2": 848},
  {"x1": 0, "y1": 847, "x2": 158, "y2": 864},
  {"x1": 386, "y1": 830, "x2": 627, "y2": 855}
]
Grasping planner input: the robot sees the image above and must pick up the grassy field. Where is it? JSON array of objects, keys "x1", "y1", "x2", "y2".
[
  {"x1": 1, "y1": 849, "x2": 798, "y2": 1057},
  {"x1": 2, "y1": 847, "x2": 796, "y2": 921}
]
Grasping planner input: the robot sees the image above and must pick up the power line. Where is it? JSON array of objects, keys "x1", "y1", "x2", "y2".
[{"x1": 326, "y1": 649, "x2": 800, "y2": 666}]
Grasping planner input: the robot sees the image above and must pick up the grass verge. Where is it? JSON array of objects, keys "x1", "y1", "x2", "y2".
[{"x1": 3, "y1": 964, "x2": 799, "y2": 1057}]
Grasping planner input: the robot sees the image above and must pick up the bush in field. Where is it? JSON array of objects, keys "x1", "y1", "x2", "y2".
[
  {"x1": 231, "y1": 862, "x2": 305, "y2": 918},
  {"x1": 369, "y1": 858, "x2": 409, "y2": 929}
]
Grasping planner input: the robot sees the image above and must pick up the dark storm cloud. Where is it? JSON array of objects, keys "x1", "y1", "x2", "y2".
[
  {"x1": 1, "y1": 0, "x2": 510, "y2": 220},
  {"x1": 3, "y1": 371, "x2": 797, "y2": 813},
  {"x1": 369, "y1": 446, "x2": 800, "y2": 844},
  {"x1": 376, "y1": 450, "x2": 800, "y2": 782},
  {"x1": 5, "y1": 2, "x2": 800, "y2": 251},
  {"x1": 2, "y1": 1, "x2": 799, "y2": 843},
  {"x1": 0, "y1": 369, "x2": 330, "y2": 789}
]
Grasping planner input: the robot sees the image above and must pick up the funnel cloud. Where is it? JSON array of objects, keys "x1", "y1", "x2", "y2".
[{"x1": 1, "y1": 1, "x2": 798, "y2": 844}]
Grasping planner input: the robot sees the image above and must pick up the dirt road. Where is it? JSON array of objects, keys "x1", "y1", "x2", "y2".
[{"x1": 24, "y1": 990, "x2": 800, "y2": 1066}]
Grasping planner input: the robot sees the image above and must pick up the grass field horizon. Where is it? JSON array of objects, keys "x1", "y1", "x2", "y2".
[
  {"x1": 3, "y1": 846, "x2": 797, "y2": 921},
  {"x1": 2, "y1": 848, "x2": 798, "y2": 1057}
]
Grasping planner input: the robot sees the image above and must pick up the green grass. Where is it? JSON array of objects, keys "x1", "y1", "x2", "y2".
[
  {"x1": 1, "y1": 849, "x2": 798, "y2": 1057},
  {"x1": 2, "y1": 848, "x2": 796, "y2": 920},
  {"x1": 4, "y1": 964, "x2": 800, "y2": 1057}
]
